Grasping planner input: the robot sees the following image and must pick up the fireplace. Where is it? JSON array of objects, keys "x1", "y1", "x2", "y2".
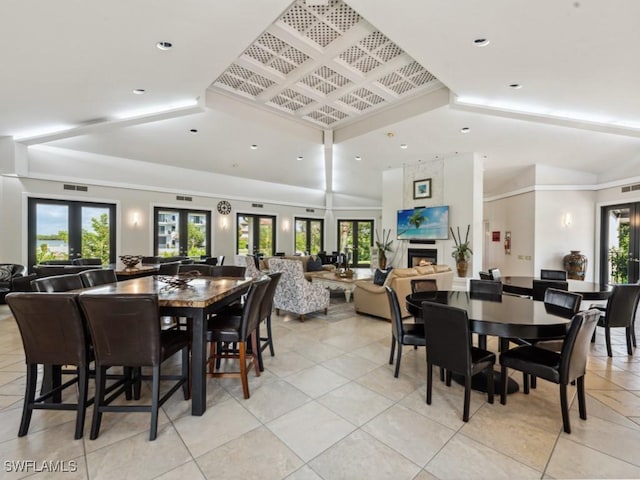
[{"x1": 408, "y1": 248, "x2": 438, "y2": 268}]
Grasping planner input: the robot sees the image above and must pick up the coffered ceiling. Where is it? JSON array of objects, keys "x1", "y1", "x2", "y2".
[{"x1": 1, "y1": 0, "x2": 639, "y2": 201}]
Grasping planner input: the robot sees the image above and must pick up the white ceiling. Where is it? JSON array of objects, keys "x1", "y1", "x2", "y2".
[{"x1": 2, "y1": 0, "x2": 639, "y2": 201}]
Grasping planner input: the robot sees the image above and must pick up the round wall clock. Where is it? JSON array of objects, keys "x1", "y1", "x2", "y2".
[{"x1": 217, "y1": 200, "x2": 231, "y2": 215}]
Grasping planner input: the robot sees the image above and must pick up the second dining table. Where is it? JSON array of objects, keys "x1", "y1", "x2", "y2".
[
  {"x1": 500, "y1": 276, "x2": 612, "y2": 300},
  {"x1": 77, "y1": 275, "x2": 252, "y2": 416}
]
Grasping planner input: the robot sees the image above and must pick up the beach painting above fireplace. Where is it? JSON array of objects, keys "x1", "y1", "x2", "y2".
[{"x1": 397, "y1": 205, "x2": 449, "y2": 240}]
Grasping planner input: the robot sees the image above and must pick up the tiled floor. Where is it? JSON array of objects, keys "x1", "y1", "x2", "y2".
[{"x1": 0, "y1": 295, "x2": 639, "y2": 479}]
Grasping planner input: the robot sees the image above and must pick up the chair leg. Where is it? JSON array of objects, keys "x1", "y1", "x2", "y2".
[
  {"x1": 560, "y1": 383, "x2": 571, "y2": 434},
  {"x1": 74, "y1": 366, "x2": 89, "y2": 440},
  {"x1": 239, "y1": 342, "x2": 250, "y2": 399},
  {"x1": 577, "y1": 376, "x2": 587, "y2": 420},
  {"x1": 389, "y1": 336, "x2": 396, "y2": 365},
  {"x1": 439, "y1": 367, "x2": 445, "y2": 382},
  {"x1": 300, "y1": 314, "x2": 305, "y2": 322},
  {"x1": 445, "y1": 370, "x2": 452, "y2": 387},
  {"x1": 626, "y1": 327, "x2": 634, "y2": 355},
  {"x1": 256, "y1": 324, "x2": 264, "y2": 372},
  {"x1": 463, "y1": 375, "x2": 471, "y2": 422},
  {"x1": 51, "y1": 365, "x2": 62, "y2": 403},
  {"x1": 531, "y1": 375, "x2": 537, "y2": 389},
  {"x1": 250, "y1": 331, "x2": 261, "y2": 377},
  {"x1": 90, "y1": 366, "x2": 107, "y2": 440},
  {"x1": 18, "y1": 363, "x2": 37, "y2": 437},
  {"x1": 266, "y1": 315, "x2": 275, "y2": 356},
  {"x1": 426, "y1": 362, "x2": 433, "y2": 405},
  {"x1": 522, "y1": 372, "x2": 530, "y2": 394},
  {"x1": 486, "y1": 367, "x2": 494, "y2": 404},
  {"x1": 500, "y1": 366, "x2": 508, "y2": 405},
  {"x1": 149, "y1": 365, "x2": 160, "y2": 441},
  {"x1": 394, "y1": 343, "x2": 403, "y2": 378},
  {"x1": 605, "y1": 327, "x2": 613, "y2": 357}
]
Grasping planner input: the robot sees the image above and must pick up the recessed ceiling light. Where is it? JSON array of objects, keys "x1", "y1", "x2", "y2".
[
  {"x1": 473, "y1": 38, "x2": 490, "y2": 47},
  {"x1": 232, "y1": 163, "x2": 239, "y2": 168},
  {"x1": 400, "y1": 144, "x2": 408, "y2": 149},
  {"x1": 460, "y1": 127, "x2": 470, "y2": 133},
  {"x1": 250, "y1": 144, "x2": 258, "y2": 150},
  {"x1": 509, "y1": 83, "x2": 523, "y2": 89},
  {"x1": 189, "y1": 129, "x2": 198, "y2": 134},
  {"x1": 156, "y1": 41, "x2": 172, "y2": 50},
  {"x1": 132, "y1": 89, "x2": 146, "y2": 95},
  {"x1": 296, "y1": 156, "x2": 303, "y2": 161},
  {"x1": 355, "y1": 156, "x2": 361, "y2": 161}
]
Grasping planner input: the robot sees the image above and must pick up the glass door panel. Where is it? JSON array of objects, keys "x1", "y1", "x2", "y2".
[
  {"x1": 156, "y1": 209, "x2": 180, "y2": 257},
  {"x1": 295, "y1": 219, "x2": 308, "y2": 255},
  {"x1": 236, "y1": 214, "x2": 275, "y2": 257},
  {"x1": 259, "y1": 217, "x2": 274, "y2": 257},
  {"x1": 35, "y1": 203, "x2": 70, "y2": 262},
  {"x1": 295, "y1": 217, "x2": 324, "y2": 255},
  {"x1": 357, "y1": 221, "x2": 372, "y2": 266},
  {"x1": 80, "y1": 206, "x2": 112, "y2": 264},
  {"x1": 601, "y1": 203, "x2": 639, "y2": 284},
  {"x1": 337, "y1": 219, "x2": 373, "y2": 267},
  {"x1": 310, "y1": 220, "x2": 322, "y2": 254},
  {"x1": 154, "y1": 208, "x2": 210, "y2": 258},
  {"x1": 187, "y1": 212, "x2": 207, "y2": 258}
]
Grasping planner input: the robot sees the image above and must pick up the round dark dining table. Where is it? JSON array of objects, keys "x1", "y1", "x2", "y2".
[
  {"x1": 406, "y1": 290, "x2": 575, "y2": 394},
  {"x1": 500, "y1": 276, "x2": 612, "y2": 301}
]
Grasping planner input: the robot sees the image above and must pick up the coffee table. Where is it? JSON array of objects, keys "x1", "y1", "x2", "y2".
[{"x1": 311, "y1": 268, "x2": 371, "y2": 302}]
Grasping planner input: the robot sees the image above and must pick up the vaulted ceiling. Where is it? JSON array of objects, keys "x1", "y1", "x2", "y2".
[{"x1": 2, "y1": 0, "x2": 639, "y2": 201}]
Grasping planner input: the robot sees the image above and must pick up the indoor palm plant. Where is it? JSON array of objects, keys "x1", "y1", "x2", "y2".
[
  {"x1": 450, "y1": 225, "x2": 472, "y2": 277},
  {"x1": 375, "y1": 228, "x2": 393, "y2": 269}
]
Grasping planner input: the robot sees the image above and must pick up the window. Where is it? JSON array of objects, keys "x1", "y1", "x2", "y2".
[
  {"x1": 295, "y1": 217, "x2": 324, "y2": 255},
  {"x1": 28, "y1": 198, "x2": 116, "y2": 268},
  {"x1": 600, "y1": 203, "x2": 640, "y2": 284},
  {"x1": 237, "y1": 214, "x2": 276, "y2": 257},
  {"x1": 337, "y1": 219, "x2": 373, "y2": 267},
  {"x1": 154, "y1": 207, "x2": 210, "y2": 258}
]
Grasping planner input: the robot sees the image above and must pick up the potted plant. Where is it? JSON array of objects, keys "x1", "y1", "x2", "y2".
[
  {"x1": 375, "y1": 229, "x2": 393, "y2": 269},
  {"x1": 450, "y1": 225, "x2": 472, "y2": 277}
]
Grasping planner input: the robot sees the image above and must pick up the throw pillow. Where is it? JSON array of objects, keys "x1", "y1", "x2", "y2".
[
  {"x1": 0, "y1": 265, "x2": 13, "y2": 282},
  {"x1": 307, "y1": 256, "x2": 324, "y2": 272},
  {"x1": 373, "y1": 267, "x2": 392, "y2": 286}
]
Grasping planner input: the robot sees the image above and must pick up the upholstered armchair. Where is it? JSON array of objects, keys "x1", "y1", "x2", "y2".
[{"x1": 267, "y1": 258, "x2": 329, "y2": 321}]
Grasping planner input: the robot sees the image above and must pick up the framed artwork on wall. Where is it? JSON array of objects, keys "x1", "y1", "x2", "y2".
[{"x1": 413, "y1": 178, "x2": 432, "y2": 199}]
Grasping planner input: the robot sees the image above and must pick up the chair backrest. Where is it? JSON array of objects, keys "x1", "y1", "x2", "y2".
[
  {"x1": 532, "y1": 279, "x2": 568, "y2": 301},
  {"x1": 469, "y1": 279, "x2": 502, "y2": 296},
  {"x1": 411, "y1": 278, "x2": 438, "y2": 294},
  {"x1": 559, "y1": 308, "x2": 601, "y2": 383},
  {"x1": 178, "y1": 264, "x2": 213, "y2": 276},
  {"x1": 212, "y1": 265, "x2": 246, "y2": 278},
  {"x1": 78, "y1": 293, "x2": 161, "y2": 366},
  {"x1": 6, "y1": 292, "x2": 88, "y2": 366},
  {"x1": 72, "y1": 258, "x2": 102, "y2": 266},
  {"x1": 32, "y1": 273, "x2": 83, "y2": 292},
  {"x1": 543, "y1": 288, "x2": 582, "y2": 318},
  {"x1": 385, "y1": 286, "x2": 404, "y2": 340},
  {"x1": 204, "y1": 257, "x2": 218, "y2": 265},
  {"x1": 540, "y1": 269, "x2": 567, "y2": 280},
  {"x1": 489, "y1": 268, "x2": 501, "y2": 280},
  {"x1": 478, "y1": 271, "x2": 493, "y2": 280},
  {"x1": 79, "y1": 269, "x2": 117, "y2": 288},
  {"x1": 267, "y1": 258, "x2": 306, "y2": 284},
  {"x1": 422, "y1": 302, "x2": 472, "y2": 375},
  {"x1": 217, "y1": 255, "x2": 225, "y2": 266},
  {"x1": 259, "y1": 272, "x2": 282, "y2": 320},
  {"x1": 40, "y1": 260, "x2": 73, "y2": 265},
  {"x1": 141, "y1": 256, "x2": 162, "y2": 265},
  {"x1": 239, "y1": 278, "x2": 271, "y2": 340},
  {"x1": 243, "y1": 256, "x2": 263, "y2": 279},
  {"x1": 157, "y1": 261, "x2": 181, "y2": 275},
  {"x1": 604, "y1": 283, "x2": 640, "y2": 328}
]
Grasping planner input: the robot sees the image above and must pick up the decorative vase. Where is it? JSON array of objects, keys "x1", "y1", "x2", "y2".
[
  {"x1": 456, "y1": 259, "x2": 468, "y2": 278},
  {"x1": 563, "y1": 250, "x2": 587, "y2": 280},
  {"x1": 379, "y1": 251, "x2": 387, "y2": 270}
]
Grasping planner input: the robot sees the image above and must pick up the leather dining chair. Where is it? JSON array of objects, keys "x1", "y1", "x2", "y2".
[
  {"x1": 410, "y1": 278, "x2": 438, "y2": 294},
  {"x1": 421, "y1": 301, "x2": 495, "y2": 422},
  {"x1": 178, "y1": 264, "x2": 213, "y2": 276},
  {"x1": 32, "y1": 273, "x2": 83, "y2": 292},
  {"x1": 479, "y1": 271, "x2": 493, "y2": 280},
  {"x1": 206, "y1": 277, "x2": 270, "y2": 399},
  {"x1": 540, "y1": 269, "x2": 568, "y2": 281},
  {"x1": 532, "y1": 279, "x2": 568, "y2": 301},
  {"x1": 79, "y1": 269, "x2": 117, "y2": 288},
  {"x1": 590, "y1": 283, "x2": 640, "y2": 357},
  {"x1": 469, "y1": 279, "x2": 502, "y2": 296},
  {"x1": 78, "y1": 293, "x2": 190, "y2": 441},
  {"x1": 257, "y1": 272, "x2": 282, "y2": 371},
  {"x1": 499, "y1": 308, "x2": 601, "y2": 433},
  {"x1": 386, "y1": 286, "x2": 425, "y2": 378},
  {"x1": 157, "y1": 261, "x2": 181, "y2": 275},
  {"x1": 72, "y1": 258, "x2": 103, "y2": 266},
  {"x1": 6, "y1": 292, "x2": 92, "y2": 439},
  {"x1": 212, "y1": 265, "x2": 246, "y2": 278}
]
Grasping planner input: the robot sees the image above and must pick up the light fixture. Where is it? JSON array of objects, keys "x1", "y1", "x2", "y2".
[
  {"x1": 509, "y1": 83, "x2": 523, "y2": 89},
  {"x1": 296, "y1": 156, "x2": 303, "y2": 161},
  {"x1": 473, "y1": 38, "x2": 490, "y2": 47},
  {"x1": 189, "y1": 129, "x2": 198, "y2": 134},
  {"x1": 133, "y1": 89, "x2": 146, "y2": 95},
  {"x1": 400, "y1": 144, "x2": 408, "y2": 149},
  {"x1": 460, "y1": 127, "x2": 470, "y2": 133},
  {"x1": 220, "y1": 217, "x2": 229, "y2": 230},
  {"x1": 355, "y1": 156, "x2": 361, "y2": 161},
  {"x1": 130, "y1": 212, "x2": 140, "y2": 227},
  {"x1": 156, "y1": 41, "x2": 173, "y2": 50},
  {"x1": 250, "y1": 144, "x2": 258, "y2": 150},
  {"x1": 282, "y1": 219, "x2": 291, "y2": 232},
  {"x1": 562, "y1": 213, "x2": 573, "y2": 227}
]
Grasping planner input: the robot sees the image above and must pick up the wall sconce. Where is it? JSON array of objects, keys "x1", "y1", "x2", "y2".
[
  {"x1": 282, "y1": 219, "x2": 290, "y2": 232},
  {"x1": 220, "y1": 217, "x2": 229, "y2": 230},
  {"x1": 562, "y1": 213, "x2": 573, "y2": 228},
  {"x1": 130, "y1": 212, "x2": 140, "y2": 227}
]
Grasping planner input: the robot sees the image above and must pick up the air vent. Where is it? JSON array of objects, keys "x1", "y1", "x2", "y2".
[
  {"x1": 63, "y1": 184, "x2": 88, "y2": 192},
  {"x1": 176, "y1": 195, "x2": 193, "y2": 202},
  {"x1": 306, "y1": 208, "x2": 315, "y2": 212},
  {"x1": 621, "y1": 183, "x2": 640, "y2": 193},
  {"x1": 252, "y1": 203, "x2": 264, "y2": 208}
]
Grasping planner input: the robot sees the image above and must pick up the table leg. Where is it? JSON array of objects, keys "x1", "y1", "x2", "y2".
[
  {"x1": 191, "y1": 310, "x2": 207, "y2": 416},
  {"x1": 344, "y1": 288, "x2": 352, "y2": 302}
]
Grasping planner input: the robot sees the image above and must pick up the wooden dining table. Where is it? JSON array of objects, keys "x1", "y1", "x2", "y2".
[{"x1": 77, "y1": 275, "x2": 252, "y2": 415}]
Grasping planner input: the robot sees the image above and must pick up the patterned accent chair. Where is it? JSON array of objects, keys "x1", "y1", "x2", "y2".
[
  {"x1": 239, "y1": 255, "x2": 263, "y2": 280},
  {"x1": 267, "y1": 258, "x2": 329, "y2": 322}
]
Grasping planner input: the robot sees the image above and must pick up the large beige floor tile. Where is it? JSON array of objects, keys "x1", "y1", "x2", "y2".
[
  {"x1": 588, "y1": 389, "x2": 640, "y2": 416},
  {"x1": 155, "y1": 461, "x2": 206, "y2": 480},
  {"x1": 308, "y1": 429, "x2": 421, "y2": 480},
  {"x1": 284, "y1": 465, "x2": 323, "y2": 480},
  {"x1": 238, "y1": 379, "x2": 311, "y2": 423},
  {"x1": 317, "y1": 381, "x2": 394, "y2": 426},
  {"x1": 357, "y1": 365, "x2": 424, "y2": 402},
  {"x1": 262, "y1": 351, "x2": 316, "y2": 378},
  {"x1": 284, "y1": 364, "x2": 350, "y2": 398},
  {"x1": 321, "y1": 352, "x2": 380, "y2": 380}
]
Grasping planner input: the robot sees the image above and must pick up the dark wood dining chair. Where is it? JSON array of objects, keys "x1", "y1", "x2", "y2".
[
  {"x1": 532, "y1": 279, "x2": 568, "y2": 301},
  {"x1": 590, "y1": 283, "x2": 640, "y2": 357},
  {"x1": 32, "y1": 273, "x2": 83, "y2": 292},
  {"x1": 499, "y1": 309, "x2": 601, "y2": 433},
  {"x1": 386, "y1": 286, "x2": 425, "y2": 378},
  {"x1": 421, "y1": 301, "x2": 495, "y2": 422},
  {"x1": 540, "y1": 269, "x2": 568, "y2": 280},
  {"x1": 212, "y1": 265, "x2": 246, "y2": 278},
  {"x1": 178, "y1": 264, "x2": 213, "y2": 276},
  {"x1": 79, "y1": 269, "x2": 117, "y2": 288},
  {"x1": 257, "y1": 272, "x2": 283, "y2": 371}
]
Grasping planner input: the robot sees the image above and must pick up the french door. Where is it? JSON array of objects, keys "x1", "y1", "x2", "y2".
[
  {"x1": 28, "y1": 198, "x2": 116, "y2": 268},
  {"x1": 154, "y1": 207, "x2": 210, "y2": 258},
  {"x1": 295, "y1": 217, "x2": 324, "y2": 255},
  {"x1": 337, "y1": 219, "x2": 373, "y2": 267},
  {"x1": 236, "y1": 214, "x2": 276, "y2": 257},
  {"x1": 600, "y1": 203, "x2": 640, "y2": 284}
]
